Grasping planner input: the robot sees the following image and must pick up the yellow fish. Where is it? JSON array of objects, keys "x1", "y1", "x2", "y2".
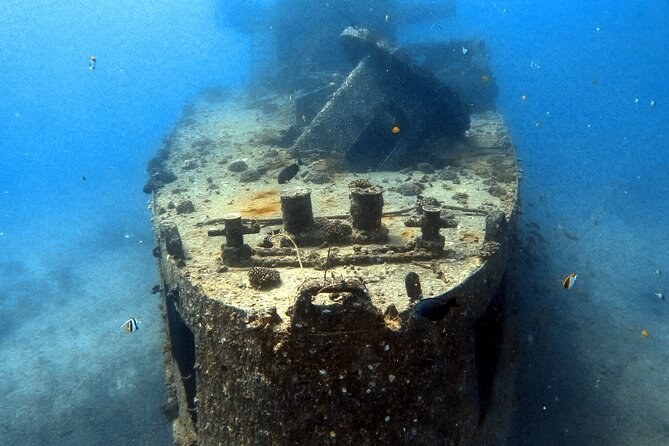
[
  {"x1": 391, "y1": 126, "x2": 400, "y2": 134},
  {"x1": 641, "y1": 329, "x2": 649, "y2": 337},
  {"x1": 563, "y1": 273, "x2": 577, "y2": 289}
]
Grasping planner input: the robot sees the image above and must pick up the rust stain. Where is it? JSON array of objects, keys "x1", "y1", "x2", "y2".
[
  {"x1": 384, "y1": 314, "x2": 402, "y2": 331},
  {"x1": 239, "y1": 188, "x2": 280, "y2": 218},
  {"x1": 252, "y1": 189, "x2": 280, "y2": 200},
  {"x1": 320, "y1": 194, "x2": 336, "y2": 205},
  {"x1": 460, "y1": 231, "x2": 481, "y2": 243}
]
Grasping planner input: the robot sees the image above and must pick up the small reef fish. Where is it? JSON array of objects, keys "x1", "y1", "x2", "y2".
[
  {"x1": 384, "y1": 14, "x2": 389, "y2": 23},
  {"x1": 391, "y1": 126, "x2": 400, "y2": 134},
  {"x1": 462, "y1": 47, "x2": 469, "y2": 55},
  {"x1": 563, "y1": 273, "x2": 577, "y2": 289},
  {"x1": 641, "y1": 329, "x2": 649, "y2": 337},
  {"x1": 415, "y1": 295, "x2": 460, "y2": 321},
  {"x1": 481, "y1": 75, "x2": 489, "y2": 82},
  {"x1": 88, "y1": 55, "x2": 96, "y2": 70},
  {"x1": 277, "y1": 156, "x2": 304, "y2": 184},
  {"x1": 121, "y1": 318, "x2": 140, "y2": 333}
]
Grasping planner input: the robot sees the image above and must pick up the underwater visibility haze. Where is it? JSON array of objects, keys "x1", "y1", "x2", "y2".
[
  {"x1": 0, "y1": 0, "x2": 247, "y2": 443},
  {"x1": 0, "y1": 0, "x2": 667, "y2": 444}
]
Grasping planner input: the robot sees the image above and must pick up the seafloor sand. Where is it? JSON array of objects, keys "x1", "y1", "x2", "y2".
[{"x1": 0, "y1": 224, "x2": 171, "y2": 445}]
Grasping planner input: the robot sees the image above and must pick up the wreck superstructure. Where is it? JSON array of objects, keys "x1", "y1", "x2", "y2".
[{"x1": 147, "y1": 25, "x2": 519, "y2": 446}]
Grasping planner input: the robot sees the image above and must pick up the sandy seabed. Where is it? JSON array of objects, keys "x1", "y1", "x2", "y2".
[{"x1": 0, "y1": 225, "x2": 172, "y2": 445}]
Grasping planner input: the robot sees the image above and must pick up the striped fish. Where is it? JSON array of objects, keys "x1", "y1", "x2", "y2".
[
  {"x1": 121, "y1": 318, "x2": 140, "y2": 334},
  {"x1": 563, "y1": 273, "x2": 577, "y2": 289}
]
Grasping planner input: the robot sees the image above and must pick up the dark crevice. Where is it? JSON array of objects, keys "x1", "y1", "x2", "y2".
[
  {"x1": 473, "y1": 273, "x2": 506, "y2": 424},
  {"x1": 166, "y1": 288, "x2": 198, "y2": 427}
]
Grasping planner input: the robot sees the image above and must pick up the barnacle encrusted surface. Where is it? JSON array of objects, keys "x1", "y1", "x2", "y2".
[
  {"x1": 314, "y1": 217, "x2": 353, "y2": 243},
  {"x1": 150, "y1": 101, "x2": 520, "y2": 445},
  {"x1": 391, "y1": 181, "x2": 425, "y2": 196},
  {"x1": 348, "y1": 178, "x2": 373, "y2": 189},
  {"x1": 248, "y1": 267, "x2": 281, "y2": 289}
]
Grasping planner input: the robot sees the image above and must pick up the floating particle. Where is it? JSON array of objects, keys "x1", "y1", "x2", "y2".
[{"x1": 641, "y1": 329, "x2": 649, "y2": 337}]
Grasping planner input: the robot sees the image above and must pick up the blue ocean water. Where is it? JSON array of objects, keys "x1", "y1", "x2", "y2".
[
  {"x1": 0, "y1": 0, "x2": 248, "y2": 444},
  {"x1": 1, "y1": 0, "x2": 667, "y2": 444},
  {"x1": 442, "y1": 2, "x2": 669, "y2": 444}
]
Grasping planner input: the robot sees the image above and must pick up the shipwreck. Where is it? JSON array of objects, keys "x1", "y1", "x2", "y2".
[{"x1": 146, "y1": 20, "x2": 519, "y2": 446}]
